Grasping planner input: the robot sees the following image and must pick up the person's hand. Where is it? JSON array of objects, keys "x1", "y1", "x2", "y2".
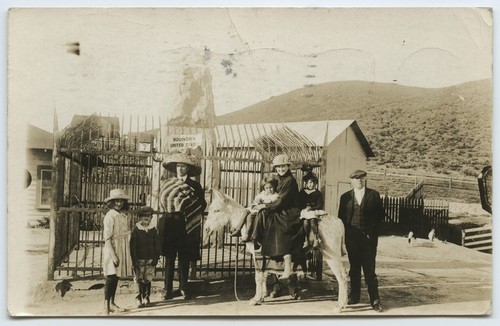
[
  {"x1": 254, "y1": 204, "x2": 266, "y2": 211},
  {"x1": 112, "y1": 254, "x2": 119, "y2": 267},
  {"x1": 341, "y1": 244, "x2": 348, "y2": 257},
  {"x1": 305, "y1": 206, "x2": 311, "y2": 211}
]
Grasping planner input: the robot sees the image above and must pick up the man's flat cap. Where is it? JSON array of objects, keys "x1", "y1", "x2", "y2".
[{"x1": 349, "y1": 169, "x2": 367, "y2": 179}]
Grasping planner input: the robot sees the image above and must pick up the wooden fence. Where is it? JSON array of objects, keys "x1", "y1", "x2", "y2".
[
  {"x1": 381, "y1": 197, "x2": 449, "y2": 239},
  {"x1": 368, "y1": 171, "x2": 478, "y2": 199},
  {"x1": 462, "y1": 225, "x2": 492, "y2": 253}
]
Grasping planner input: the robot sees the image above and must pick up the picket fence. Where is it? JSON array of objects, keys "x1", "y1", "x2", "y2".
[{"x1": 381, "y1": 197, "x2": 449, "y2": 239}]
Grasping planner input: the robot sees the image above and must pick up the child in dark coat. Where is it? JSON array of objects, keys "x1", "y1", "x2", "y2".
[
  {"x1": 130, "y1": 206, "x2": 161, "y2": 308},
  {"x1": 298, "y1": 171, "x2": 326, "y2": 249}
]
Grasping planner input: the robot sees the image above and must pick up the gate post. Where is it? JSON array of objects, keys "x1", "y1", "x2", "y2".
[{"x1": 47, "y1": 112, "x2": 63, "y2": 281}]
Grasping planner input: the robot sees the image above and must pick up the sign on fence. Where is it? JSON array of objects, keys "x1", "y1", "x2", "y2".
[{"x1": 166, "y1": 134, "x2": 203, "y2": 151}]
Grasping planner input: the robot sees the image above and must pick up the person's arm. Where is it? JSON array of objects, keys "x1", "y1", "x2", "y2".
[
  {"x1": 375, "y1": 191, "x2": 385, "y2": 228},
  {"x1": 310, "y1": 191, "x2": 324, "y2": 210},
  {"x1": 152, "y1": 228, "x2": 161, "y2": 266},
  {"x1": 250, "y1": 191, "x2": 265, "y2": 208},
  {"x1": 191, "y1": 179, "x2": 207, "y2": 212},
  {"x1": 129, "y1": 228, "x2": 137, "y2": 267},
  {"x1": 367, "y1": 190, "x2": 384, "y2": 239},
  {"x1": 103, "y1": 212, "x2": 119, "y2": 266},
  {"x1": 338, "y1": 193, "x2": 347, "y2": 224}
]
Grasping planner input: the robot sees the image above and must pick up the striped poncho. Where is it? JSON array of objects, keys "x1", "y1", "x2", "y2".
[{"x1": 159, "y1": 177, "x2": 204, "y2": 234}]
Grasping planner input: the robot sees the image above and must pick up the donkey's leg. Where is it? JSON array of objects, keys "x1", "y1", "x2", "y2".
[
  {"x1": 325, "y1": 258, "x2": 348, "y2": 312},
  {"x1": 287, "y1": 273, "x2": 301, "y2": 300},
  {"x1": 249, "y1": 270, "x2": 268, "y2": 305},
  {"x1": 260, "y1": 271, "x2": 268, "y2": 301},
  {"x1": 249, "y1": 269, "x2": 263, "y2": 305}
]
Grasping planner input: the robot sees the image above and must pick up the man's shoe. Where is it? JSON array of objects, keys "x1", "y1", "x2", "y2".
[
  {"x1": 180, "y1": 290, "x2": 191, "y2": 300},
  {"x1": 372, "y1": 300, "x2": 383, "y2": 312},
  {"x1": 347, "y1": 298, "x2": 359, "y2": 305},
  {"x1": 110, "y1": 303, "x2": 125, "y2": 312},
  {"x1": 163, "y1": 292, "x2": 174, "y2": 300},
  {"x1": 135, "y1": 298, "x2": 144, "y2": 308}
]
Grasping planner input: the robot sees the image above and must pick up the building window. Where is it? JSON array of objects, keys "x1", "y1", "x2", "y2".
[{"x1": 37, "y1": 166, "x2": 52, "y2": 209}]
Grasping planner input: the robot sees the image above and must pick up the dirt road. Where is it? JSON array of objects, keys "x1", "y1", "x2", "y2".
[{"x1": 10, "y1": 230, "x2": 492, "y2": 317}]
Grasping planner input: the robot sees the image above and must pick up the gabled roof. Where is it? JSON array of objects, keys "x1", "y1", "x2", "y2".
[
  {"x1": 215, "y1": 120, "x2": 374, "y2": 158},
  {"x1": 27, "y1": 124, "x2": 53, "y2": 150}
]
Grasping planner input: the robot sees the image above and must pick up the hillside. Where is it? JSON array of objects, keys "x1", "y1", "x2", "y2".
[{"x1": 217, "y1": 80, "x2": 492, "y2": 178}]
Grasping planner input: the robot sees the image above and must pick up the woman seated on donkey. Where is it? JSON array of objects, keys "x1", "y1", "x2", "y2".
[{"x1": 251, "y1": 154, "x2": 305, "y2": 296}]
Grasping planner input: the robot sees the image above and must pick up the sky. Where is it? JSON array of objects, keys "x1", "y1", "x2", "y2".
[
  {"x1": 7, "y1": 6, "x2": 493, "y2": 133},
  {"x1": 2, "y1": 1, "x2": 499, "y2": 326}
]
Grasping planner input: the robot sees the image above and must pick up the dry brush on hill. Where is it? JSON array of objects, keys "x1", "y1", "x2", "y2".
[{"x1": 218, "y1": 79, "x2": 492, "y2": 178}]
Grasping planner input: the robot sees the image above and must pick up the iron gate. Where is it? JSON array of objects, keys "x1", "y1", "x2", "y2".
[{"x1": 48, "y1": 116, "x2": 324, "y2": 281}]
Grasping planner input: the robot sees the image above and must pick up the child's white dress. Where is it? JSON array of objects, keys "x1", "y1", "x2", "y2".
[
  {"x1": 248, "y1": 191, "x2": 279, "y2": 213},
  {"x1": 102, "y1": 209, "x2": 132, "y2": 277}
]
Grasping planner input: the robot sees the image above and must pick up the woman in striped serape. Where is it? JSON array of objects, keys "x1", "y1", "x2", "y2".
[{"x1": 158, "y1": 151, "x2": 206, "y2": 300}]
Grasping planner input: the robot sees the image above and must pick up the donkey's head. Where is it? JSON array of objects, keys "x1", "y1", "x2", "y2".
[{"x1": 204, "y1": 188, "x2": 247, "y2": 236}]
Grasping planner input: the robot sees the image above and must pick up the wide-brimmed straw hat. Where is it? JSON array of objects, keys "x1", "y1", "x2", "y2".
[
  {"x1": 272, "y1": 154, "x2": 291, "y2": 167},
  {"x1": 162, "y1": 150, "x2": 202, "y2": 176},
  {"x1": 104, "y1": 189, "x2": 130, "y2": 203}
]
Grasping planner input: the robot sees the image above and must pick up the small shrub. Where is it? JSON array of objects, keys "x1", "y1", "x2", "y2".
[{"x1": 34, "y1": 216, "x2": 50, "y2": 229}]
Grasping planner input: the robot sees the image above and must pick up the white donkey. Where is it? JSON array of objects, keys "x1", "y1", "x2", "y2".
[{"x1": 204, "y1": 188, "x2": 349, "y2": 311}]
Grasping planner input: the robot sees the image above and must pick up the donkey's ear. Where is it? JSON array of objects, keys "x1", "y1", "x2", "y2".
[
  {"x1": 211, "y1": 188, "x2": 224, "y2": 200},
  {"x1": 214, "y1": 188, "x2": 230, "y2": 203}
]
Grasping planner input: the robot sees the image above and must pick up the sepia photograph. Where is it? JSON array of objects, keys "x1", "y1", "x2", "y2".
[{"x1": 6, "y1": 4, "x2": 494, "y2": 319}]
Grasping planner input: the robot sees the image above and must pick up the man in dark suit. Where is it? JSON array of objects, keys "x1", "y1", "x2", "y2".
[
  {"x1": 158, "y1": 151, "x2": 207, "y2": 300},
  {"x1": 338, "y1": 169, "x2": 384, "y2": 312}
]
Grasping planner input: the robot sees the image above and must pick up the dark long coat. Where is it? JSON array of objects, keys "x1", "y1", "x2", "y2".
[{"x1": 253, "y1": 170, "x2": 302, "y2": 257}]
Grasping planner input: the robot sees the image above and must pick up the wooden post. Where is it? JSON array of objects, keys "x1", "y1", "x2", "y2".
[{"x1": 47, "y1": 110, "x2": 61, "y2": 281}]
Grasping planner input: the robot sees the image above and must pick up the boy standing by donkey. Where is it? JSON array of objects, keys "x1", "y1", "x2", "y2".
[{"x1": 130, "y1": 206, "x2": 161, "y2": 308}]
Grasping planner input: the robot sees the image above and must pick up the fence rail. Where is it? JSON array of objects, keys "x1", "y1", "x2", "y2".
[
  {"x1": 368, "y1": 171, "x2": 477, "y2": 186},
  {"x1": 462, "y1": 225, "x2": 492, "y2": 253}
]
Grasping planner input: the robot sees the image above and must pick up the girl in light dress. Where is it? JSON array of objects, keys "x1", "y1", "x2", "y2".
[{"x1": 102, "y1": 189, "x2": 133, "y2": 315}]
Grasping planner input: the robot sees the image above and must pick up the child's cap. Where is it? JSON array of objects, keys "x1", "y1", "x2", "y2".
[{"x1": 138, "y1": 206, "x2": 154, "y2": 217}]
